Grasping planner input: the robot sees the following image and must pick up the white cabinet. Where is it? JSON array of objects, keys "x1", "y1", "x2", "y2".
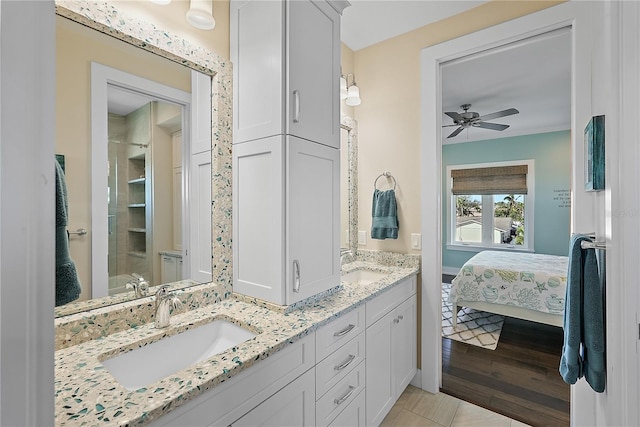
[
  {"x1": 315, "y1": 305, "x2": 366, "y2": 427},
  {"x1": 230, "y1": 0, "x2": 343, "y2": 148},
  {"x1": 233, "y1": 135, "x2": 340, "y2": 306},
  {"x1": 232, "y1": 368, "x2": 316, "y2": 427},
  {"x1": 365, "y1": 276, "x2": 417, "y2": 426},
  {"x1": 160, "y1": 254, "x2": 182, "y2": 284}
]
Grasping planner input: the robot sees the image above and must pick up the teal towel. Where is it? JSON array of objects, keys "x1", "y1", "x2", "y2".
[
  {"x1": 559, "y1": 234, "x2": 605, "y2": 392},
  {"x1": 55, "y1": 159, "x2": 81, "y2": 306},
  {"x1": 371, "y1": 189, "x2": 398, "y2": 240}
]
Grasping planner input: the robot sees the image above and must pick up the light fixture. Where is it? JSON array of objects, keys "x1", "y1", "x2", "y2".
[
  {"x1": 340, "y1": 74, "x2": 348, "y2": 100},
  {"x1": 186, "y1": 0, "x2": 216, "y2": 30},
  {"x1": 344, "y1": 73, "x2": 361, "y2": 106}
]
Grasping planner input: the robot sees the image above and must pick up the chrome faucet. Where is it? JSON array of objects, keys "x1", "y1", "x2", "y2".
[
  {"x1": 340, "y1": 249, "x2": 355, "y2": 266},
  {"x1": 154, "y1": 285, "x2": 182, "y2": 328},
  {"x1": 126, "y1": 273, "x2": 149, "y2": 298}
]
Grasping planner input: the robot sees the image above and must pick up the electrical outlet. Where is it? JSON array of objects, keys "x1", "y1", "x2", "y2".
[
  {"x1": 358, "y1": 230, "x2": 367, "y2": 245},
  {"x1": 411, "y1": 233, "x2": 421, "y2": 250}
]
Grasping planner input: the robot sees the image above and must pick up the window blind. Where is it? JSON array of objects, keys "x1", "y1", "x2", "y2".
[{"x1": 451, "y1": 165, "x2": 528, "y2": 195}]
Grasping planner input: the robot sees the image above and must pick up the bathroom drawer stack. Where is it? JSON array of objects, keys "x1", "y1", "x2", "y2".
[{"x1": 315, "y1": 305, "x2": 367, "y2": 426}]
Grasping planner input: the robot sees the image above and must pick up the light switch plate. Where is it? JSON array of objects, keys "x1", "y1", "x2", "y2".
[
  {"x1": 411, "y1": 233, "x2": 421, "y2": 250},
  {"x1": 358, "y1": 230, "x2": 367, "y2": 245}
]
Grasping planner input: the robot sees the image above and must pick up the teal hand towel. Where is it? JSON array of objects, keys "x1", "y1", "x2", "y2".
[
  {"x1": 371, "y1": 189, "x2": 398, "y2": 240},
  {"x1": 559, "y1": 233, "x2": 605, "y2": 392},
  {"x1": 55, "y1": 159, "x2": 81, "y2": 306}
]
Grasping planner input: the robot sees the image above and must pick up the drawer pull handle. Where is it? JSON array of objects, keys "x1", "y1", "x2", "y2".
[
  {"x1": 333, "y1": 324, "x2": 355, "y2": 337},
  {"x1": 293, "y1": 89, "x2": 300, "y2": 123},
  {"x1": 334, "y1": 385, "x2": 356, "y2": 405},
  {"x1": 334, "y1": 354, "x2": 356, "y2": 371}
]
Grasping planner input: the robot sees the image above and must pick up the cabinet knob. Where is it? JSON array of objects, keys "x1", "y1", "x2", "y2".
[
  {"x1": 393, "y1": 318, "x2": 400, "y2": 324},
  {"x1": 398, "y1": 315, "x2": 404, "y2": 320}
]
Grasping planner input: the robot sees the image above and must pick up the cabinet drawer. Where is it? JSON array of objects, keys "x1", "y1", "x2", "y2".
[
  {"x1": 316, "y1": 360, "x2": 365, "y2": 427},
  {"x1": 316, "y1": 331, "x2": 364, "y2": 398},
  {"x1": 328, "y1": 388, "x2": 365, "y2": 427},
  {"x1": 366, "y1": 274, "x2": 416, "y2": 327},
  {"x1": 316, "y1": 304, "x2": 365, "y2": 361}
]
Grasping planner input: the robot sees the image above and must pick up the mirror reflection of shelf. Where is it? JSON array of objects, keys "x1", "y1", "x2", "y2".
[
  {"x1": 128, "y1": 228, "x2": 146, "y2": 233},
  {"x1": 128, "y1": 177, "x2": 145, "y2": 184},
  {"x1": 128, "y1": 203, "x2": 146, "y2": 208},
  {"x1": 127, "y1": 251, "x2": 147, "y2": 259}
]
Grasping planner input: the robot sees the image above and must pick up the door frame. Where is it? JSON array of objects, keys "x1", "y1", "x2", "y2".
[
  {"x1": 420, "y1": 0, "x2": 594, "y2": 416},
  {"x1": 90, "y1": 63, "x2": 192, "y2": 298}
]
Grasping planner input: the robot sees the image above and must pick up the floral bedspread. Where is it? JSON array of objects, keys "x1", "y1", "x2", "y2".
[{"x1": 449, "y1": 251, "x2": 568, "y2": 315}]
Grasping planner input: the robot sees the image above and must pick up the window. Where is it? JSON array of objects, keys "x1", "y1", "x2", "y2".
[{"x1": 447, "y1": 161, "x2": 534, "y2": 251}]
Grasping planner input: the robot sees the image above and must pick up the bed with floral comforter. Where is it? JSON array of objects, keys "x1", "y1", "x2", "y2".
[{"x1": 448, "y1": 250, "x2": 568, "y2": 327}]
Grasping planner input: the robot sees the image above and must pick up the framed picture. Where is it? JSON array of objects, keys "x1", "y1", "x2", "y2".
[{"x1": 584, "y1": 115, "x2": 605, "y2": 191}]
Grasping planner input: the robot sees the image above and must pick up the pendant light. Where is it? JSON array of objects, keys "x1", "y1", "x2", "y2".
[
  {"x1": 345, "y1": 74, "x2": 361, "y2": 106},
  {"x1": 186, "y1": 0, "x2": 216, "y2": 30}
]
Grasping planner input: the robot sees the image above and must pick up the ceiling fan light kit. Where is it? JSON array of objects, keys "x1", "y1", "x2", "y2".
[{"x1": 443, "y1": 103, "x2": 519, "y2": 138}]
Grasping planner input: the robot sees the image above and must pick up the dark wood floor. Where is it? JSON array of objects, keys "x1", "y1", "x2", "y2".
[{"x1": 441, "y1": 274, "x2": 570, "y2": 427}]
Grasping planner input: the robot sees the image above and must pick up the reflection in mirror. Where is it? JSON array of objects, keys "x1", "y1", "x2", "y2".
[
  {"x1": 54, "y1": 1, "x2": 232, "y2": 317},
  {"x1": 340, "y1": 115, "x2": 358, "y2": 256},
  {"x1": 105, "y1": 87, "x2": 185, "y2": 296}
]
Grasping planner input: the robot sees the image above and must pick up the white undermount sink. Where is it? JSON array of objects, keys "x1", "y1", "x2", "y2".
[
  {"x1": 101, "y1": 319, "x2": 257, "y2": 390},
  {"x1": 341, "y1": 269, "x2": 388, "y2": 285}
]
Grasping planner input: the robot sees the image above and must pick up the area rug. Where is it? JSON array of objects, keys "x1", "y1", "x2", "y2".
[{"x1": 442, "y1": 283, "x2": 504, "y2": 350}]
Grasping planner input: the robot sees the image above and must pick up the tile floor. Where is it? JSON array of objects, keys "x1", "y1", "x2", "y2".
[{"x1": 381, "y1": 385, "x2": 531, "y2": 427}]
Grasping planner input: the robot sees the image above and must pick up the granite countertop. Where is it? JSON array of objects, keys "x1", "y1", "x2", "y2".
[{"x1": 55, "y1": 261, "x2": 419, "y2": 426}]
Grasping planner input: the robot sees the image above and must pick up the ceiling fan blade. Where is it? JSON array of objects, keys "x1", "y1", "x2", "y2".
[
  {"x1": 475, "y1": 122, "x2": 509, "y2": 131},
  {"x1": 447, "y1": 127, "x2": 464, "y2": 138},
  {"x1": 478, "y1": 108, "x2": 519, "y2": 122},
  {"x1": 442, "y1": 124, "x2": 460, "y2": 127},
  {"x1": 445, "y1": 111, "x2": 464, "y2": 123}
]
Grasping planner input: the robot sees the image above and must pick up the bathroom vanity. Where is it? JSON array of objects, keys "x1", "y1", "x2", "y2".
[{"x1": 54, "y1": 259, "x2": 418, "y2": 426}]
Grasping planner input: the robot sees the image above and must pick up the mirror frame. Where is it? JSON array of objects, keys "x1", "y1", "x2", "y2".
[
  {"x1": 54, "y1": 0, "x2": 233, "y2": 317},
  {"x1": 341, "y1": 114, "x2": 358, "y2": 256}
]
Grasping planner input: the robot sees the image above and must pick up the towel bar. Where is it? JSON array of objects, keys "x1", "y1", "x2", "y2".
[
  {"x1": 68, "y1": 228, "x2": 87, "y2": 236},
  {"x1": 581, "y1": 240, "x2": 607, "y2": 250}
]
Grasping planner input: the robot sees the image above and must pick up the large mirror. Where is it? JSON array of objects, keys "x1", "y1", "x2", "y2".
[
  {"x1": 340, "y1": 114, "x2": 358, "y2": 256},
  {"x1": 54, "y1": 1, "x2": 232, "y2": 317}
]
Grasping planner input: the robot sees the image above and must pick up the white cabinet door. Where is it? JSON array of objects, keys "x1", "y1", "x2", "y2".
[
  {"x1": 286, "y1": 135, "x2": 340, "y2": 304},
  {"x1": 365, "y1": 309, "x2": 395, "y2": 427},
  {"x1": 394, "y1": 295, "x2": 417, "y2": 394},
  {"x1": 232, "y1": 368, "x2": 316, "y2": 427},
  {"x1": 287, "y1": 0, "x2": 340, "y2": 148},
  {"x1": 231, "y1": 0, "x2": 340, "y2": 148},
  {"x1": 233, "y1": 135, "x2": 339, "y2": 306},
  {"x1": 365, "y1": 292, "x2": 417, "y2": 426}
]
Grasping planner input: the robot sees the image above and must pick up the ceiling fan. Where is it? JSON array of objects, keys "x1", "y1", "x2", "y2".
[{"x1": 443, "y1": 103, "x2": 519, "y2": 138}]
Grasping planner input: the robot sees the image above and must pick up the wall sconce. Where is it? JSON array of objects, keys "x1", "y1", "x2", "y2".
[
  {"x1": 341, "y1": 73, "x2": 361, "y2": 106},
  {"x1": 186, "y1": 0, "x2": 216, "y2": 30}
]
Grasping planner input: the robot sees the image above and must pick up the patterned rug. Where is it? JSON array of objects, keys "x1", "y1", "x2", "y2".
[{"x1": 442, "y1": 283, "x2": 504, "y2": 350}]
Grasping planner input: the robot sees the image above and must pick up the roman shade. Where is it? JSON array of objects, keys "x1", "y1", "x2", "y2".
[{"x1": 451, "y1": 165, "x2": 528, "y2": 195}]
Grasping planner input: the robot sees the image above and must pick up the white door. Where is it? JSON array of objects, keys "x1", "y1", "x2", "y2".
[
  {"x1": 287, "y1": 0, "x2": 340, "y2": 148},
  {"x1": 286, "y1": 135, "x2": 340, "y2": 304}
]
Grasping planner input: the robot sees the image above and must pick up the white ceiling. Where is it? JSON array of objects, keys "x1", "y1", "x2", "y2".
[{"x1": 341, "y1": 2, "x2": 571, "y2": 144}]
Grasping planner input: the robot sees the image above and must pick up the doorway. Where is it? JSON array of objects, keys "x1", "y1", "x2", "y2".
[{"x1": 420, "y1": 1, "x2": 596, "y2": 424}]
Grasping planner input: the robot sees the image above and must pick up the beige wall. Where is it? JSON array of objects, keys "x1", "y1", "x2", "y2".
[
  {"x1": 114, "y1": 0, "x2": 230, "y2": 60},
  {"x1": 56, "y1": 16, "x2": 191, "y2": 302},
  {"x1": 351, "y1": 1, "x2": 564, "y2": 254}
]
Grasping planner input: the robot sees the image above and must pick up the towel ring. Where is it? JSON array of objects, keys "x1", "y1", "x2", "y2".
[{"x1": 374, "y1": 172, "x2": 397, "y2": 191}]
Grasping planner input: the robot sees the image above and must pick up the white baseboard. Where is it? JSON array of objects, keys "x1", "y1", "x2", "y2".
[
  {"x1": 410, "y1": 369, "x2": 422, "y2": 389},
  {"x1": 442, "y1": 266, "x2": 460, "y2": 276}
]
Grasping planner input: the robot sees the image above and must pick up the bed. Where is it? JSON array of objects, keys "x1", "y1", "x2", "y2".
[{"x1": 449, "y1": 250, "x2": 568, "y2": 328}]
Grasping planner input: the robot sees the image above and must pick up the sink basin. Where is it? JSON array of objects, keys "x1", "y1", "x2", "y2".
[
  {"x1": 101, "y1": 319, "x2": 257, "y2": 390},
  {"x1": 341, "y1": 269, "x2": 388, "y2": 285}
]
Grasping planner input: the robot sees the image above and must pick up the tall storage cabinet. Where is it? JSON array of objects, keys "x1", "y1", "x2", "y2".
[
  {"x1": 231, "y1": 0, "x2": 348, "y2": 306},
  {"x1": 231, "y1": 0, "x2": 342, "y2": 148}
]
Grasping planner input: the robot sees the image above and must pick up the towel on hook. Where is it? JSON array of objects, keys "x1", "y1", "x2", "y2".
[
  {"x1": 55, "y1": 158, "x2": 81, "y2": 306},
  {"x1": 371, "y1": 189, "x2": 398, "y2": 240},
  {"x1": 559, "y1": 233, "x2": 605, "y2": 392}
]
